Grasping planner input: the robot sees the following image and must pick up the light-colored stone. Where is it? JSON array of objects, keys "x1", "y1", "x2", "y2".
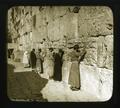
[
  {"x1": 97, "y1": 36, "x2": 106, "y2": 68},
  {"x1": 104, "y1": 35, "x2": 113, "y2": 70},
  {"x1": 8, "y1": 6, "x2": 113, "y2": 69},
  {"x1": 97, "y1": 67, "x2": 113, "y2": 101},
  {"x1": 8, "y1": 7, "x2": 113, "y2": 102},
  {"x1": 40, "y1": 63, "x2": 113, "y2": 101}
]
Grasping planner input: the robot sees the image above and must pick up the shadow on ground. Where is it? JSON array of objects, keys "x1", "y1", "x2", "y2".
[{"x1": 7, "y1": 63, "x2": 48, "y2": 102}]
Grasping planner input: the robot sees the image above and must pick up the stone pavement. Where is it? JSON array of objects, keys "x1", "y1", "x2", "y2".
[
  {"x1": 40, "y1": 63, "x2": 112, "y2": 102},
  {"x1": 7, "y1": 59, "x2": 112, "y2": 102},
  {"x1": 41, "y1": 79, "x2": 100, "y2": 102},
  {"x1": 7, "y1": 60, "x2": 48, "y2": 101},
  {"x1": 8, "y1": 59, "x2": 32, "y2": 72}
]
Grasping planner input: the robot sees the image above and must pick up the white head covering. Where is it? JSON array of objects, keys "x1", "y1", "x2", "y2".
[{"x1": 24, "y1": 51, "x2": 28, "y2": 55}]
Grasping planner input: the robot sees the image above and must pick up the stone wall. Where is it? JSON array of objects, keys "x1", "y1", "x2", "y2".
[
  {"x1": 80, "y1": 63, "x2": 113, "y2": 101},
  {"x1": 77, "y1": 6, "x2": 113, "y2": 70},
  {"x1": 8, "y1": 6, "x2": 32, "y2": 51},
  {"x1": 8, "y1": 6, "x2": 113, "y2": 70}
]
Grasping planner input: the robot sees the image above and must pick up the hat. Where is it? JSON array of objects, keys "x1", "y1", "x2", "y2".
[
  {"x1": 38, "y1": 48, "x2": 41, "y2": 52},
  {"x1": 49, "y1": 47, "x2": 53, "y2": 51},
  {"x1": 73, "y1": 44, "x2": 79, "y2": 50}
]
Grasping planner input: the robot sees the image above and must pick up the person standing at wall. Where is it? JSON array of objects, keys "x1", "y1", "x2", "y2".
[
  {"x1": 62, "y1": 48, "x2": 72, "y2": 85},
  {"x1": 53, "y1": 49, "x2": 64, "y2": 81},
  {"x1": 22, "y1": 51, "x2": 29, "y2": 68},
  {"x1": 30, "y1": 48, "x2": 37, "y2": 71},
  {"x1": 36, "y1": 48, "x2": 44, "y2": 74},
  {"x1": 68, "y1": 44, "x2": 86, "y2": 91},
  {"x1": 42, "y1": 48, "x2": 54, "y2": 79}
]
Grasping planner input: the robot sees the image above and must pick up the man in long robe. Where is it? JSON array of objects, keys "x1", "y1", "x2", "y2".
[
  {"x1": 53, "y1": 49, "x2": 64, "y2": 81},
  {"x1": 68, "y1": 45, "x2": 86, "y2": 91},
  {"x1": 30, "y1": 49, "x2": 37, "y2": 71}
]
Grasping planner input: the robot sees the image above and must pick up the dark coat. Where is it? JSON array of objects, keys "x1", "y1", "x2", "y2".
[
  {"x1": 53, "y1": 52, "x2": 64, "y2": 81},
  {"x1": 30, "y1": 51, "x2": 37, "y2": 68}
]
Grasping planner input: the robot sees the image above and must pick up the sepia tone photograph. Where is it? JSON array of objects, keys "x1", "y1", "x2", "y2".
[{"x1": 7, "y1": 6, "x2": 113, "y2": 102}]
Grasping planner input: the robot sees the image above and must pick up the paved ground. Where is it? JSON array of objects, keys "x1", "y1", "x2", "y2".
[
  {"x1": 8, "y1": 59, "x2": 32, "y2": 72},
  {"x1": 7, "y1": 59, "x2": 101, "y2": 102},
  {"x1": 41, "y1": 79, "x2": 100, "y2": 102},
  {"x1": 7, "y1": 59, "x2": 48, "y2": 102}
]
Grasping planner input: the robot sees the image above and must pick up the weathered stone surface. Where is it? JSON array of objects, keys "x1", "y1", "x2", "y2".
[
  {"x1": 53, "y1": 6, "x2": 68, "y2": 19},
  {"x1": 104, "y1": 35, "x2": 113, "y2": 70},
  {"x1": 80, "y1": 63, "x2": 99, "y2": 95},
  {"x1": 40, "y1": 63, "x2": 113, "y2": 101},
  {"x1": 8, "y1": 6, "x2": 113, "y2": 70},
  {"x1": 8, "y1": 6, "x2": 113, "y2": 101},
  {"x1": 97, "y1": 36, "x2": 106, "y2": 68},
  {"x1": 97, "y1": 67, "x2": 113, "y2": 101},
  {"x1": 78, "y1": 6, "x2": 113, "y2": 37},
  {"x1": 96, "y1": 35, "x2": 113, "y2": 69},
  {"x1": 84, "y1": 48, "x2": 97, "y2": 66},
  {"x1": 80, "y1": 63, "x2": 113, "y2": 101}
]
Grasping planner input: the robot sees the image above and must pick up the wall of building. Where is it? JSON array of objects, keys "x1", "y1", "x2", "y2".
[{"x1": 8, "y1": 6, "x2": 113, "y2": 70}]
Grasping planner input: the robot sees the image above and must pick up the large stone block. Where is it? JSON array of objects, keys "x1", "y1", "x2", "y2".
[
  {"x1": 97, "y1": 36, "x2": 106, "y2": 68},
  {"x1": 45, "y1": 7, "x2": 54, "y2": 22},
  {"x1": 78, "y1": 6, "x2": 113, "y2": 37},
  {"x1": 53, "y1": 18, "x2": 61, "y2": 41},
  {"x1": 80, "y1": 63, "x2": 99, "y2": 96},
  {"x1": 83, "y1": 48, "x2": 97, "y2": 66},
  {"x1": 80, "y1": 63, "x2": 113, "y2": 101},
  {"x1": 53, "y1": 6, "x2": 68, "y2": 19},
  {"x1": 47, "y1": 21, "x2": 55, "y2": 41},
  {"x1": 104, "y1": 35, "x2": 113, "y2": 54},
  {"x1": 96, "y1": 35, "x2": 113, "y2": 70},
  {"x1": 32, "y1": 7, "x2": 40, "y2": 16},
  {"x1": 97, "y1": 67, "x2": 113, "y2": 101},
  {"x1": 104, "y1": 35, "x2": 113, "y2": 70}
]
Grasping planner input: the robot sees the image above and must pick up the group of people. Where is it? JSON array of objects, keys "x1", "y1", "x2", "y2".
[
  {"x1": 22, "y1": 44, "x2": 86, "y2": 91},
  {"x1": 22, "y1": 48, "x2": 43, "y2": 73}
]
